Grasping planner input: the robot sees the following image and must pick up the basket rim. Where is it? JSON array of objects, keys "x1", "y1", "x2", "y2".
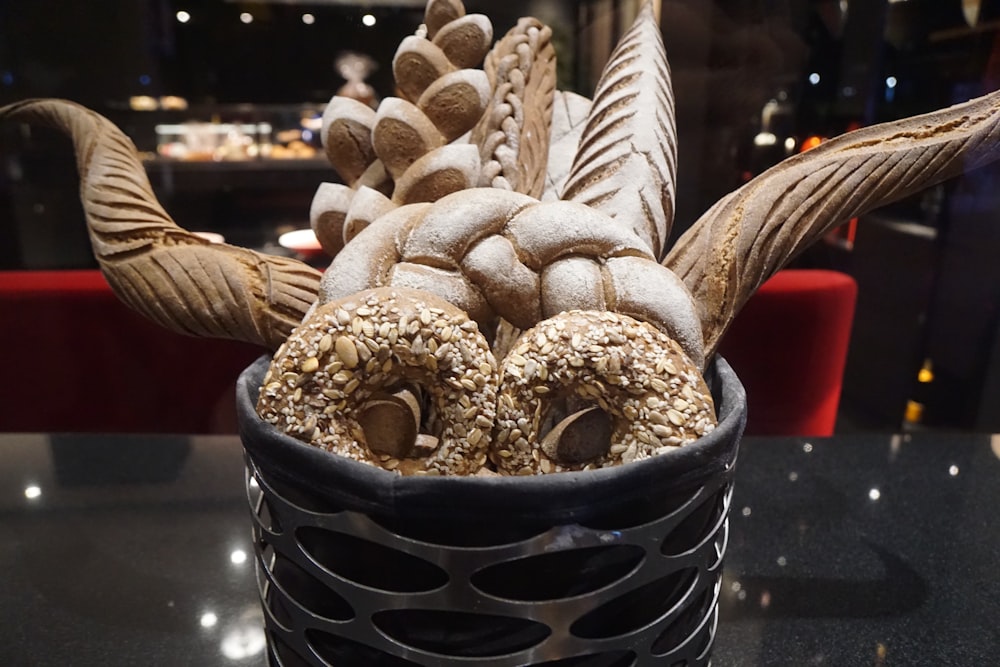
[{"x1": 237, "y1": 354, "x2": 746, "y2": 522}]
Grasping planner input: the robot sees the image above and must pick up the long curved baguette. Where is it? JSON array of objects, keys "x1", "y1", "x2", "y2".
[
  {"x1": 665, "y1": 88, "x2": 1000, "y2": 358},
  {"x1": 561, "y1": 2, "x2": 677, "y2": 258},
  {"x1": 0, "y1": 99, "x2": 321, "y2": 350}
]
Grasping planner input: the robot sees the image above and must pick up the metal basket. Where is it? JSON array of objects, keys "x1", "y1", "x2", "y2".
[{"x1": 237, "y1": 356, "x2": 746, "y2": 667}]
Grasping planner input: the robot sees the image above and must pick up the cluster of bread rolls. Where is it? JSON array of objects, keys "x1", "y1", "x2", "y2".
[
  {"x1": 5, "y1": 0, "x2": 1000, "y2": 475},
  {"x1": 309, "y1": 0, "x2": 495, "y2": 258},
  {"x1": 258, "y1": 0, "x2": 716, "y2": 475}
]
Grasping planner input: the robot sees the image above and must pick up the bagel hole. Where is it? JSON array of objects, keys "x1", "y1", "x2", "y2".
[
  {"x1": 414, "y1": 384, "x2": 445, "y2": 457},
  {"x1": 537, "y1": 393, "x2": 589, "y2": 436},
  {"x1": 539, "y1": 394, "x2": 613, "y2": 465},
  {"x1": 363, "y1": 381, "x2": 444, "y2": 461},
  {"x1": 360, "y1": 397, "x2": 418, "y2": 458}
]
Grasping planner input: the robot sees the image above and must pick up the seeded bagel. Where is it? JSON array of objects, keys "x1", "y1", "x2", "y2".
[
  {"x1": 491, "y1": 310, "x2": 716, "y2": 475},
  {"x1": 257, "y1": 287, "x2": 498, "y2": 476}
]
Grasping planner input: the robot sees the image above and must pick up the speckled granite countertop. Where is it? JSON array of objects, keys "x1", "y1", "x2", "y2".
[{"x1": 1, "y1": 432, "x2": 997, "y2": 666}]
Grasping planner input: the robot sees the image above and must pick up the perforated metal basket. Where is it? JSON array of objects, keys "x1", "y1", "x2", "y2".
[{"x1": 237, "y1": 356, "x2": 746, "y2": 667}]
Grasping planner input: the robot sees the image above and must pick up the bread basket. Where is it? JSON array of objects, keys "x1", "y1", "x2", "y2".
[{"x1": 238, "y1": 355, "x2": 746, "y2": 666}]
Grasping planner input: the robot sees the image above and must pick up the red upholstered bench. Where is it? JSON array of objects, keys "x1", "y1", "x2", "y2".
[
  {"x1": 717, "y1": 269, "x2": 858, "y2": 437},
  {"x1": 1, "y1": 268, "x2": 855, "y2": 437},
  {"x1": 0, "y1": 270, "x2": 264, "y2": 434}
]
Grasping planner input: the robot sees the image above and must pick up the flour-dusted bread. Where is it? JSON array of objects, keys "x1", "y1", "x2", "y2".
[
  {"x1": 561, "y1": 3, "x2": 677, "y2": 259},
  {"x1": 320, "y1": 96, "x2": 378, "y2": 185},
  {"x1": 417, "y1": 69, "x2": 491, "y2": 142},
  {"x1": 423, "y1": 0, "x2": 465, "y2": 39},
  {"x1": 0, "y1": 99, "x2": 320, "y2": 350},
  {"x1": 393, "y1": 37, "x2": 457, "y2": 103},
  {"x1": 392, "y1": 143, "x2": 482, "y2": 204},
  {"x1": 343, "y1": 186, "x2": 398, "y2": 245},
  {"x1": 319, "y1": 188, "x2": 706, "y2": 367},
  {"x1": 372, "y1": 97, "x2": 446, "y2": 180},
  {"x1": 310, "y1": 182, "x2": 354, "y2": 257},
  {"x1": 666, "y1": 87, "x2": 1000, "y2": 359},
  {"x1": 432, "y1": 14, "x2": 493, "y2": 69}
]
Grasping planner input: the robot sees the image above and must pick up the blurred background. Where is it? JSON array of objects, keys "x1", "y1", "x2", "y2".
[{"x1": 2, "y1": 0, "x2": 1000, "y2": 434}]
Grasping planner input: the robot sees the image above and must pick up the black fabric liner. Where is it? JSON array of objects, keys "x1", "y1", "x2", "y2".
[{"x1": 237, "y1": 355, "x2": 747, "y2": 526}]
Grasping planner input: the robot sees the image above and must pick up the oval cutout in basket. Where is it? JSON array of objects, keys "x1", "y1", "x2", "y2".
[
  {"x1": 297, "y1": 526, "x2": 449, "y2": 593},
  {"x1": 471, "y1": 545, "x2": 645, "y2": 601},
  {"x1": 571, "y1": 567, "x2": 698, "y2": 639},
  {"x1": 373, "y1": 609, "x2": 551, "y2": 657},
  {"x1": 660, "y1": 488, "x2": 727, "y2": 557},
  {"x1": 307, "y1": 628, "x2": 423, "y2": 666},
  {"x1": 268, "y1": 553, "x2": 355, "y2": 622}
]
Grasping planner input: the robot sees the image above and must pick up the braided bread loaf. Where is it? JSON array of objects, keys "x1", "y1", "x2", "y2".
[
  {"x1": 471, "y1": 17, "x2": 556, "y2": 198},
  {"x1": 318, "y1": 188, "x2": 706, "y2": 369}
]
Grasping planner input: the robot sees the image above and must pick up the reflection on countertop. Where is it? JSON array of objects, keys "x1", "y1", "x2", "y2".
[
  {"x1": 1, "y1": 432, "x2": 998, "y2": 665},
  {"x1": 715, "y1": 432, "x2": 1000, "y2": 666},
  {"x1": 0, "y1": 434, "x2": 267, "y2": 666}
]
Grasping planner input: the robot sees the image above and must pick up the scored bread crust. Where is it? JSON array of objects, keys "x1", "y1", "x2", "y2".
[
  {"x1": 0, "y1": 98, "x2": 320, "y2": 350},
  {"x1": 561, "y1": 2, "x2": 677, "y2": 259},
  {"x1": 666, "y1": 87, "x2": 1000, "y2": 358}
]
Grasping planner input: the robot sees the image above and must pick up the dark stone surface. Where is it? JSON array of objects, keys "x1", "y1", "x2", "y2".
[{"x1": 1, "y1": 431, "x2": 997, "y2": 665}]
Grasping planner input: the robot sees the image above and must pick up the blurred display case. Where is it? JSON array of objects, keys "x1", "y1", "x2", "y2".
[
  {"x1": 155, "y1": 120, "x2": 275, "y2": 161},
  {"x1": 144, "y1": 103, "x2": 324, "y2": 163},
  {"x1": 136, "y1": 104, "x2": 334, "y2": 257}
]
